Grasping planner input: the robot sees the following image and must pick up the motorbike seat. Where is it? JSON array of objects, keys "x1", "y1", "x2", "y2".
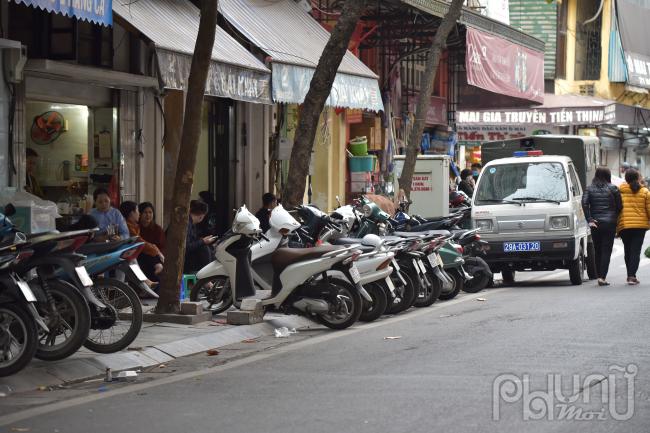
[
  {"x1": 77, "y1": 238, "x2": 138, "y2": 256},
  {"x1": 271, "y1": 245, "x2": 343, "y2": 275},
  {"x1": 0, "y1": 253, "x2": 16, "y2": 266},
  {"x1": 393, "y1": 230, "x2": 450, "y2": 239},
  {"x1": 382, "y1": 236, "x2": 409, "y2": 246},
  {"x1": 451, "y1": 230, "x2": 471, "y2": 239},
  {"x1": 330, "y1": 238, "x2": 374, "y2": 252}
]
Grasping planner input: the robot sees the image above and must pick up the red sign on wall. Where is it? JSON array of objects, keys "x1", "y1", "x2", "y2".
[
  {"x1": 465, "y1": 27, "x2": 544, "y2": 104},
  {"x1": 409, "y1": 96, "x2": 447, "y2": 126}
]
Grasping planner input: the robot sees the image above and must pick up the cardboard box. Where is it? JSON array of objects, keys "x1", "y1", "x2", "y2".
[
  {"x1": 350, "y1": 181, "x2": 373, "y2": 192},
  {"x1": 350, "y1": 172, "x2": 371, "y2": 182}
]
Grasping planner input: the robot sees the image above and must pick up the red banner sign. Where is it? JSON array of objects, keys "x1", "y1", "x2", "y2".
[{"x1": 465, "y1": 27, "x2": 544, "y2": 104}]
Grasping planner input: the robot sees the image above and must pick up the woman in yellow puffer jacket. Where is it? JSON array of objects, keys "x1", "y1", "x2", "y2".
[{"x1": 617, "y1": 168, "x2": 650, "y2": 285}]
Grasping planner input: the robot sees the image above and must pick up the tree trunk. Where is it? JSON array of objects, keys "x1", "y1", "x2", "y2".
[
  {"x1": 398, "y1": 0, "x2": 464, "y2": 198},
  {"x1": 156, "y1": 0, "x2": 219, "y2": 314},
  {"x1": 282, "y1": 0, "x2": 366, "y2": 207}
]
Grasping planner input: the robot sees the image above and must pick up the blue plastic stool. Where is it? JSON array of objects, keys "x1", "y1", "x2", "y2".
[{"x1": 180, "y1": 274, "x2": 197, "y2": 301}]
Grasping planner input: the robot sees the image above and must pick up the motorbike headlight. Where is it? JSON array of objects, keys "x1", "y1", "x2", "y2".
[
  {"x1": 362, "y1": 204, "x2": 372, "y2": 217},
  {"x1": 475, "y1": 219, "x2": 493, "y2": 232},
  {"x1": 550, "y1": 216, "x2": 570, "y2": 230}
]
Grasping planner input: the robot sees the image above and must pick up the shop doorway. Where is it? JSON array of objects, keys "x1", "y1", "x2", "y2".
[
  {"x1": 25, "y1": 100, "x2": 118, "y2": 225},
  {"x1": 208, "y1": 98, "x2": 236, "y2": 235}
]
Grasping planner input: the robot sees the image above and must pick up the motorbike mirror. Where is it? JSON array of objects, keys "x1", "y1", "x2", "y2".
[
  {"x1": 335, "y1": 195, "x2": 342, "y2": 207},
  {"x1": 4, "y1": 203, "x2": 16, "y2": 216}
]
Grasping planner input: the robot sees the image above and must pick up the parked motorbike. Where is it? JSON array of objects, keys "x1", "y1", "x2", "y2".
[
  {"x1": 0, "y1": 239, "x2": 49, "y2": 376},
  {"x1": 394, "y1": 199, "x2": 491, "y2": 294},
  {"x1": 292, "y1": 205, "x2": 400, "y2": 321},
  {"x1": 3, "y1": 217, "x2": 95, "y2": 362},
  {"x1": 193, "y1": 205, "x2": 390, "y2": 323},
  {"x1": 334, "y1": 198, "x2": 457, "y2": 304},
  {"x1": 196, "y1": 205, "x2": 367, "y2": 330},
  {"x1": 292, "y1": 205, "x2": 430, "y2": 317},
  {"x1": 74, "y1": 238, "x2": 146, "y2": 353}
]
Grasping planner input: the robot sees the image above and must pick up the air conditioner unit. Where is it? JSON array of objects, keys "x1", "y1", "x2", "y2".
[{"x1": 2, "y1": 42, "x2": 27, "y2": 83}]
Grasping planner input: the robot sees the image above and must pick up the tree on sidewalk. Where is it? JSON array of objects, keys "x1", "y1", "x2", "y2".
[
  {"x1": 398, "y1": 0, "x2": 464, "y2": 198},
  {"x1": 282, "y1": 0, "x2": 367, "y2": 207},
  {"x1": 156, "y1": 0, "x2": 219, "y2": 314}
]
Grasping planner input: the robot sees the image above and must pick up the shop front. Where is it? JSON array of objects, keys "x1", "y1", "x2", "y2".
[
  {"x1": 112, "y1": 0, "x2": 273, "y2": 228},
  {"x1": 3, "y1": 0, "x2": 169, "y2": 230},
  {"x1": 15, "y1": 63, "x2": 160, "y2": 227},
  {"x1": 218, "y1": 0, "x2": 384, "y2": 210},
  {"x1": 456, "y1": 93, "x2": 650, "y2": 175}
]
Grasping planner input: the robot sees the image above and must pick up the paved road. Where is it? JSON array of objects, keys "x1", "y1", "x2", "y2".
[{"x1": 2, "y1": 240, "x2": 650, "y2": 433}]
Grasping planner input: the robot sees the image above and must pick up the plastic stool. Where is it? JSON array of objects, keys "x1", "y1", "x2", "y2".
[{"x1": 180, "y1": 274, "x2": 197, "y2": 301}]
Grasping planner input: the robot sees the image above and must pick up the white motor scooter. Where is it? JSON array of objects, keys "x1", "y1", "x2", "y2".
[
  {"x1": 195, "y1": 205, "x2": 396, "y2": 322},
  {"x1": 193, "y1": 205, "x2": 368, "y2": 329}
]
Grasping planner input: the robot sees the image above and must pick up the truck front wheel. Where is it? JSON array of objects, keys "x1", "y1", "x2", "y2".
[
  {"x1": 501, "y1": 270, "x2": 515, "y2": 285},
  {"x1": 569, "y1": 248, "x2": 585, "y2": 285}
]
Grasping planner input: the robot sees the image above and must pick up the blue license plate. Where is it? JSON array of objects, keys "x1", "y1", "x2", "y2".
[{"x1": 503, "y1": 241, "x2": 541, "y2": 252}]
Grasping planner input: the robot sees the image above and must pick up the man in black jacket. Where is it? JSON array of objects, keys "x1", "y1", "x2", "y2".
[
  {"x1": 255, "y1": 193, "x2": 277, "y2": 233},
  {"x1": 582, "y1": 167, "x2": 623, "y2": 285},
  {"x1": 458, "y1": 169, "x2": 475, "y2": 198},
  {"x1": 184, "y1": 200, "x2": 217, "y2": 274}
]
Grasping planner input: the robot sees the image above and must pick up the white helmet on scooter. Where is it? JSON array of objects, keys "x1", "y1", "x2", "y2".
[
  {"x1": 270, "y1": 205, "x2": 301, "y2": 234},
  {"x1": 233, "y1": 205, "x2": 261, "y2": 235},
  {"x1": 361, "y1": 234, "x2": 383, "y2": 248}
]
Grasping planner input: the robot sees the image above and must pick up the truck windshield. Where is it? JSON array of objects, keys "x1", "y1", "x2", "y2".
[{"x1": 475, "y1": 162, "x2": 568, "y2": 205}]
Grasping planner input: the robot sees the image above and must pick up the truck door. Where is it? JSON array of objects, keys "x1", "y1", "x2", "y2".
[{"x1": 568, "y1": 163, "x2": 587, "y2": 233}]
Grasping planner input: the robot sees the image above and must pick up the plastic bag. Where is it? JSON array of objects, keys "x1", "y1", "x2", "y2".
[{"x1": 0, "y1": 189, "x2": 60, "y2": 234}]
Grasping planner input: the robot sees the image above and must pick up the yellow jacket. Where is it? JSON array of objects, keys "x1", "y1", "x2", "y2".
[{"x1": 617, "y1": 183, "x2": 650, "y2": 232}]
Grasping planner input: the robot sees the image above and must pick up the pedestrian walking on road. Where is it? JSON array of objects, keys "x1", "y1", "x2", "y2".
[
  {"x1": 617, "y1": 168, "x2": 650, "y2": 285},
  {"x1": 582, "y1": 167, "x2": 623, "y2": 286}
]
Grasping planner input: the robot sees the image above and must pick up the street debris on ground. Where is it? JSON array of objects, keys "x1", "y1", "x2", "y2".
[
  {"x1": 115, "y1": 371, "x2": 138, "y2": 382},
  {"x1": 274, "y1": 327, "x2": 298, "y2": 338},
  {"x1": 384, "y1": 336, "x2": 402, "y2": 340},
  {"x1": 206, "y1": 349, "x2": 220, "y2": 356}
]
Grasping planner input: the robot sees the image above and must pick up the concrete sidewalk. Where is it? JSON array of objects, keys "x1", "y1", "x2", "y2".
[{"x1": 0, "y1": 309, "x2": 316, "y2": 394}]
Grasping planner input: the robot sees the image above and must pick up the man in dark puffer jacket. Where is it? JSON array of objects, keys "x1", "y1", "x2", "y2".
[{"x1": 582, "y1": 167, "x2": 623, "y2": 285}]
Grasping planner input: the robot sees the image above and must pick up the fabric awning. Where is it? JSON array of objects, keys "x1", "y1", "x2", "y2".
[
  {"x1": 615, "y1": 0, "x2": 650, "y2": 89},
  {"x1": 113, "y1": 0, "x2": 271, "y2": 104},
  {"x1": 219, "y1": 0, "x2": 384, "y2": 112},
  {"x1": 12, "y1": 0, "x2": 112, "y2": 26}
]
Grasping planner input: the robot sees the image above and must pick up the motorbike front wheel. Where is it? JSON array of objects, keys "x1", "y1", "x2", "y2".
[
  {"x1": 414, "y1": 267, "x2": 442, "y2": 308},
  {"x1": 359, "y1": 282, "x2": 388, "y2": 322},
  {"x1": 438, "y1": 269, "x2": 464, "y2": 301},
  {"x1": 0, "y1": 302, "x2": 38, "y2": 377},
  {"x1": 385, "y1": 269, "x2": 417, "y2": 314},
  {"x1": 84, "y1": 278, "x2": 143, "y2": 354},
  {"x1": 462, "y1": 257, "x2": 492, "y2": 294},
  {"x1": 35, "y1": 280, "x2": 91, "y2": 361},
  {"x1": 190, "y1": 276, "x2": 233, "y2": 315},
  {"x1": 317, "y1": 278, "x2": 362, "y2": 330}
]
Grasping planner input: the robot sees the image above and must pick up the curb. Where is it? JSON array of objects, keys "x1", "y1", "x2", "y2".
[{"x1": 0, "y1": 315, "x2": 315, "y2": 394}]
